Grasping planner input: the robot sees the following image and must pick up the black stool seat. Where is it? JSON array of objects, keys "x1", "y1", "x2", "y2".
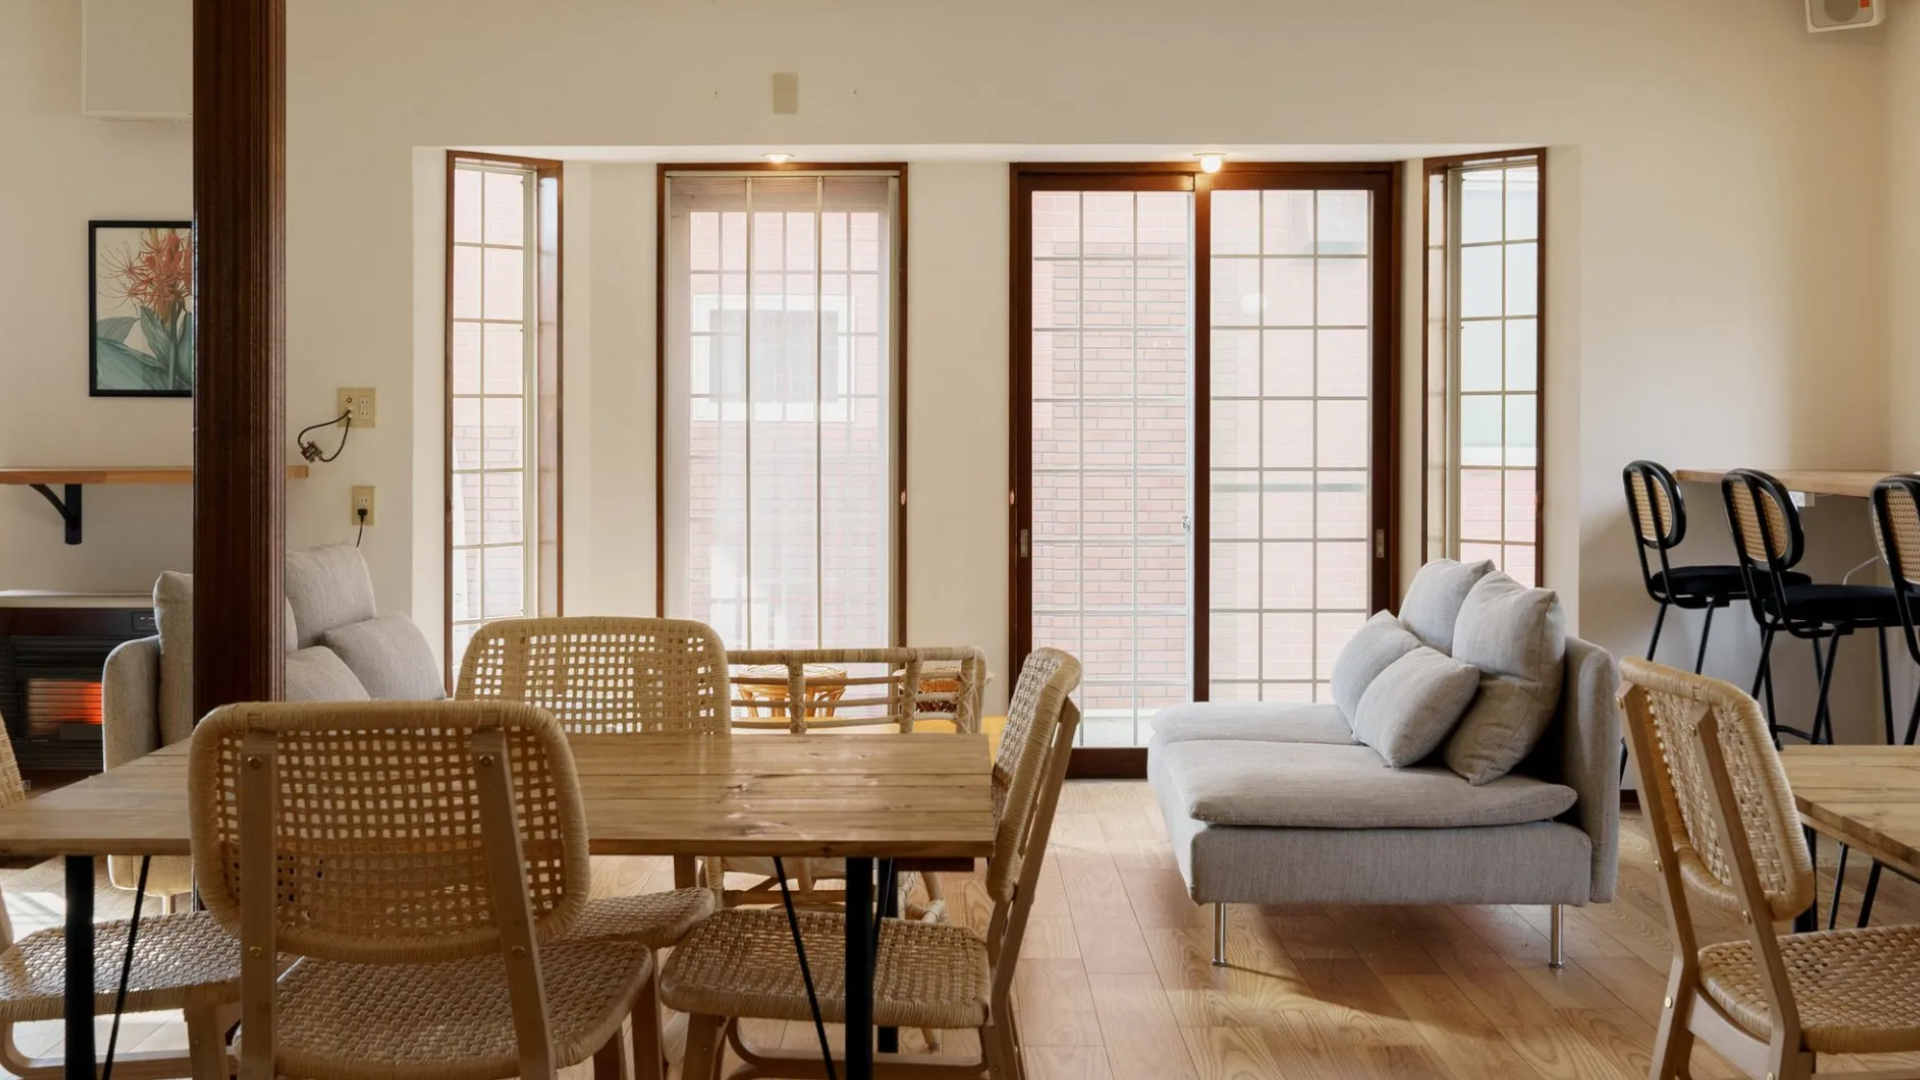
[
  {"x1": 1763, "y1": 583, "x2": 1902, "y2": 626},
  {"x1": 1651, "y1": 565, "x2": 1809, "y2": 603}
]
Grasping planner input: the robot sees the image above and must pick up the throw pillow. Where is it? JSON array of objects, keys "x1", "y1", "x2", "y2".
[
  {"x1": 1330, "y1": 610, "x2": 1422, "y2": 721},
  {"x1": 284, "y1": 545, "x2": 378, "y2": 648},
  {"x1": 1398, "y1": 558, "x2": 1494, "y2": 654},
  {"x1": 1443, "y1": 572, "x2": 1568, "y2": 784},
  {"x1": 284, "y1": 646, "x2": 372, "y2": 702},
  {"x1": 322, "y1": 614, "x2": 446, "y2": 700},
  {"x1": 1350, "y1": 646, "x2": 1481, "y2": 767}
]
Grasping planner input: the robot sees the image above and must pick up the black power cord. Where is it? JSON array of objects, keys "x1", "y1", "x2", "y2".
[
  {"x1": 355, "y1": 506, "x2": 367, "y2": 547},
  {"x1": 297, "y1": 411, "x2": 353, "y2": 463}
]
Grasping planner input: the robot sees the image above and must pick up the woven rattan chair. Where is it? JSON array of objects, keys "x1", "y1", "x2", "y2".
[
  {"x1": 188, "y1": 699, "x2": 655, "y2": 1080},
  {"x1": 0, "y1": 717, "x2": 244, "y2": 1079},
  {"x1": 714, "y1": 647, "x2": 989, "y2": 911},
  {"x1": 455, "y1": 616, "x2": 732, "y2": 1078},
  {"x1": 1620, "y1": 657, "x2": 1920, "y2": 1080},
  {"x1": 662, "y1": 647, "x2": 1082, "y2": 1080}
]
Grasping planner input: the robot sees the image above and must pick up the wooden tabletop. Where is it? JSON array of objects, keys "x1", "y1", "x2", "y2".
[
  {"x1": 1781, "y1": 746, "x2": 1920, "y2": 879},
  {"x1": 1673, "y1": 468, "x2": 1899, "y2": 500},
  {"x1": 0, "y1": 466, "x2": 310, "y2": 485},
  {"x1": 0, "y1": 732, "x2": 996, "y2": 860}
]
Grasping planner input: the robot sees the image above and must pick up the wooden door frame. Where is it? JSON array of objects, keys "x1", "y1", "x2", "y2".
[
  {"x1": 1419, "y1": 149, "x2": 1547, "y2": 580},
  {"x1": 1008, "y1": 162, "x2": 1402, "y2": 778},
  {"x1": 443, "y1": 150, "x2": 565, "y2": 690}
]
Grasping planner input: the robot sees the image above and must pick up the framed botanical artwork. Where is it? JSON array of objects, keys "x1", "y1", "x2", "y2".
[{"x1": 90, "y1": 220, "x2": 194, "y2": 397}]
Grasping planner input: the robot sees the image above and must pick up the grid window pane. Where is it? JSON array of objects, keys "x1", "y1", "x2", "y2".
[
  {"x1": 1029, "y1": 188, "x2": 1194, "y2": 745},
  {"x1": 1442, "y1": 157, "x2": 1545, "y2": 586},
  {"x1": 1208, "y1": 187, "x2": 1376, "y2": 710}
]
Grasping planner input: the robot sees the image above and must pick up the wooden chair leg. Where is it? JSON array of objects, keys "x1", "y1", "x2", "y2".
[
  {"x1": 632, "y1": 960, "x2": 665, "y2": 1080},
  {"x1": 982, "y1": 1021, "x2": 1020, "y2": 1080},
  {"x1": 185, "y1": 1000, "x2": 232, "y2": 1080},
  {"x1": 683, "y1": 1013, "x2": 723, "y2": 1080},
  {"x1": 592, "y1": 1016, "x2": 636, "y2": 1080}
]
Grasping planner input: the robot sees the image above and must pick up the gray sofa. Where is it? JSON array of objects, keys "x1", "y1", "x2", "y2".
[
  {"x1": 1148, "y1": 571, "x2": 1619, "y2": 969},
  {"x1": 101, "y1": 544, "x2": 442, "y2": 896}
]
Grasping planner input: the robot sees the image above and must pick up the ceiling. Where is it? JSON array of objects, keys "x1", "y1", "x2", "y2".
[{"x1": 460, "y1": 143, "x2": 1527, "y2": 164}]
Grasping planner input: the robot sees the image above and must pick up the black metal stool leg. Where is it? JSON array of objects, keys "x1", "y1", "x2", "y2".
[
  {"x1": 1877, "y1": 626, "x2": 1896, "y2": 745},
  {"x1": 1858, "y1": 861, "x2": 1884, "y2": 928},
  {"x1": 1904, "y1": 689, "x2": 1920, "y2": 747},
  {"x1": 1693, "y1": 605, "x2": 1717, "y2": 674},
  {"x1": 1815, "y1": 635, "x2": 1841, "y2": 744},
  {"x1": 1647, "y1": 600, "x2": 1670, "y2": 662}
]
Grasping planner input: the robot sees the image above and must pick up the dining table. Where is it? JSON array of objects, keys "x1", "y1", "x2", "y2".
[
  {"x1": 0, "y1": 730, "x2": 998, "y2": 1080},
  {"x1": 1779, "y1": 744, "x2": 1920, "y2": 933}
]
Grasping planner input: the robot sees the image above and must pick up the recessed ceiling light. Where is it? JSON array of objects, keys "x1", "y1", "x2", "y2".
[
  {"x1": 764, "y1": 152, "x2": 793, "y2": 165},
  {"x1": 1196, "y1": 152, "x2": 1226, "y2": 174}
]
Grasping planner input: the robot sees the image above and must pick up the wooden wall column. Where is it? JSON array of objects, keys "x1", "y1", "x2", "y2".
[{"x1": 192, "y1": 0, "x2": 287, "y2": 716}]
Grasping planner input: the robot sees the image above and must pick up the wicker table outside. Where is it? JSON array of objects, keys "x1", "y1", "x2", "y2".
[{"x1": 0, "y1": 732, "x2": 995, "y2": 1080}]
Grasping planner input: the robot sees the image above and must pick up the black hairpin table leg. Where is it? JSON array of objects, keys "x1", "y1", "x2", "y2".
[
  {"x1": 844, "y1": 857, "x2": 874, "y2": 1080},
  {"x1": 64, "y1": 855, "x2": 95, "y2": 1080},
  {"x1": 877, "y1": 860, "x2": 899, "y2": 1054}
]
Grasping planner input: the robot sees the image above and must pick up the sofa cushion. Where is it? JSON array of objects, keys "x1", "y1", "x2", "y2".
[
  {"x1": 284, "y1": 647, "x2": 372, "y2": 702},
  {"x1": 1444, "y1": 572, "x2": 1568, "y2": 784},
  {"x1": 1330, "y1": 611, "x2": 1422, "y2": 720},
  {"x1": 153, "y1": 571, "x2": 298, "y2": 745},
  {"x1": 1350, "y1": 647, "x2": 1481, "y2": 766},
  {"x1": 1149, "y1": 702, "x2": 1353, "y2": 748},
  {"x1": 1154, "y1": 741, "x2": 1577, "y2": 829},
  {"x1": 322, "y1": 615, "x2": 445, "y2": 701},
  {"x1": 1398, "y1": 558, "x2": 1494, "y2": 654},
  {"x1": 285, "y1": 545, "x2": 378, "y2": 648}
]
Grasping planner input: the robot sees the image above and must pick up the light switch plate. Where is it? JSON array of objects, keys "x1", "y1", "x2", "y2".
[
  {"x1": 338, "y1": 387, "x2": 376, "y2": 428},
  {"x1": 351, "y1": 485, "x2": 375, "y2": 528}
]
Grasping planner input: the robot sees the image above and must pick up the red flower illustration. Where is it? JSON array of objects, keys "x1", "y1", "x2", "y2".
[{"x1": 106, "y1": 228, "x2": 193, "y2": 326}]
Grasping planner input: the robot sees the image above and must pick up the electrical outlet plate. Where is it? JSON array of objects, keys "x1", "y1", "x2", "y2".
[
  {"x1": 351, "y1": 485, "x2": 375, "y2": 528},
  {"x1": 338, "y1": 387, "x2": 376, "y2": 428}
]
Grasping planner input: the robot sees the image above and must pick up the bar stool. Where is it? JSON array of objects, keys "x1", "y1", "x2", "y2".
[
  {"x1": 1617, "y1": 461, "x2": 1805, "y2": 777},
  {"x1": 1848, "y1": 473, "x2": 1920, "y2": 928},
  {"x1": 1720, "y1": 468, "x2": 1901, "y2": 747}
]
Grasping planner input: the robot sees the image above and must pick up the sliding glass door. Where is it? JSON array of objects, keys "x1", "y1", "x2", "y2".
[{"x1": 1012, "y1": 165, "x2": 1396, "y2": 767}]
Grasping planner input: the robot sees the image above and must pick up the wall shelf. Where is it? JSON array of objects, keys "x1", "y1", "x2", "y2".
[{"x1": 0, "y1": 466, "x2": 311, "y2": 545}]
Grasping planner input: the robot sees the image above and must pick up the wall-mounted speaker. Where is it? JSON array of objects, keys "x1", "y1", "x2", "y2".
[{"x1": 1807, "y1": 0, "x2": 1884, "y2": 33}]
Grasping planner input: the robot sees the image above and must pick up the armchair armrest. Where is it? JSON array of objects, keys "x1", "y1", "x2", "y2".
[{"x1": 101, "y1": 635, "x2": 161, "y2": 769}]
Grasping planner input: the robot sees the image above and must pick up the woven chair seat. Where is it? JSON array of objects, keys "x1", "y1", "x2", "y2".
[
  {"x1": 1700, "y1": 925, "x2": 1920, "y2": 1054},
  {"x1": 0, "y1": 910, "x2": 241, "y2": 1022},
  {"x1": 240, "y1": 940, "x2": 651, "y2": 1080},
  {"x1": 661, "y1": 907, "x2": 988, "y2": 1030},
  {"x1": 567, "y1": 887, "x2": 715, "y2": 947}
]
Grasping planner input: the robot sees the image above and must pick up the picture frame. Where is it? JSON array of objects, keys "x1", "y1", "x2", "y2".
[{"x1": 89, "y1": 219, "x2": 194, "y2": 397}]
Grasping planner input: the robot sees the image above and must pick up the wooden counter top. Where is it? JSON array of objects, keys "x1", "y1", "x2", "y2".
[{"x1": 1672, "y1": 468, "x2": 1902, "y2": 500}]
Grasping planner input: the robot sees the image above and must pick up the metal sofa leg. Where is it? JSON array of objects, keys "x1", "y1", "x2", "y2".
[
  {"x1": 1549, "y1": 905, "x2": 1566, "y2": 969},
  {"x1": 1213, "y1": 904, "x2": 1227, "y2": 967}
]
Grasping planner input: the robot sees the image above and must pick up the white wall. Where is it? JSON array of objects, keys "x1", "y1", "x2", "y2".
[
  {"x1": 0, "y1": 0, "x2": 193, "y2": 594},
  {"x1": 6, "y1": 1, "x2": 1907, "y2": 724}
]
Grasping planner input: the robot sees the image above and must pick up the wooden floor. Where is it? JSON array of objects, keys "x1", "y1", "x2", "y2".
[{"x1": 5, "y1": 780, "x2": 1919, "y2": 1079}]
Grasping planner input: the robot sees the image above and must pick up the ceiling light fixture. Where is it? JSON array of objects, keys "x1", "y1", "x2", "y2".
[
  {"x1": 1196, "y1": 152, "x2": 1226, "y2": 174},
  {"x1": 764, "y1": 152, "x2": 793, "y2": 165}
]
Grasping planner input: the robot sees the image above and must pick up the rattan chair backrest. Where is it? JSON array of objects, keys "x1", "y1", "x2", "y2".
[
  {"x1": 1721, "y1": 469, "x2": 1803, "y2": 571},
  {"x1": 189, "y1": 700, "x2": 590, "y2": 963},
  {"x1": 457, "y1": 617, "x2": 731, "y2": 735},
  {"x1": 1873, "y1": 475, "x2": 1920, "y2": 666},
  {"x1": 1624, "y1": 460, "x2": 1685, "y2": 549},
  {"x1": 1619, "y1": 658, "x2": 1813, "y2": 922},
  {"x1": 986, "y1": 648, "x2": 1081, "y2": 903},
  {"x1": 723, "y1": 647, "x2": 988, "y2": 733}
]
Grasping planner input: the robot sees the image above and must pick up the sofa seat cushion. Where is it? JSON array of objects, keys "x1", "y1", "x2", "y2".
[
  {"x1": 1152, "y1": 741, "x2": 1576, "y2": 829},
  {"x1": 1148, "y1": 702, "x2": 1354, "y2": 749}
]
